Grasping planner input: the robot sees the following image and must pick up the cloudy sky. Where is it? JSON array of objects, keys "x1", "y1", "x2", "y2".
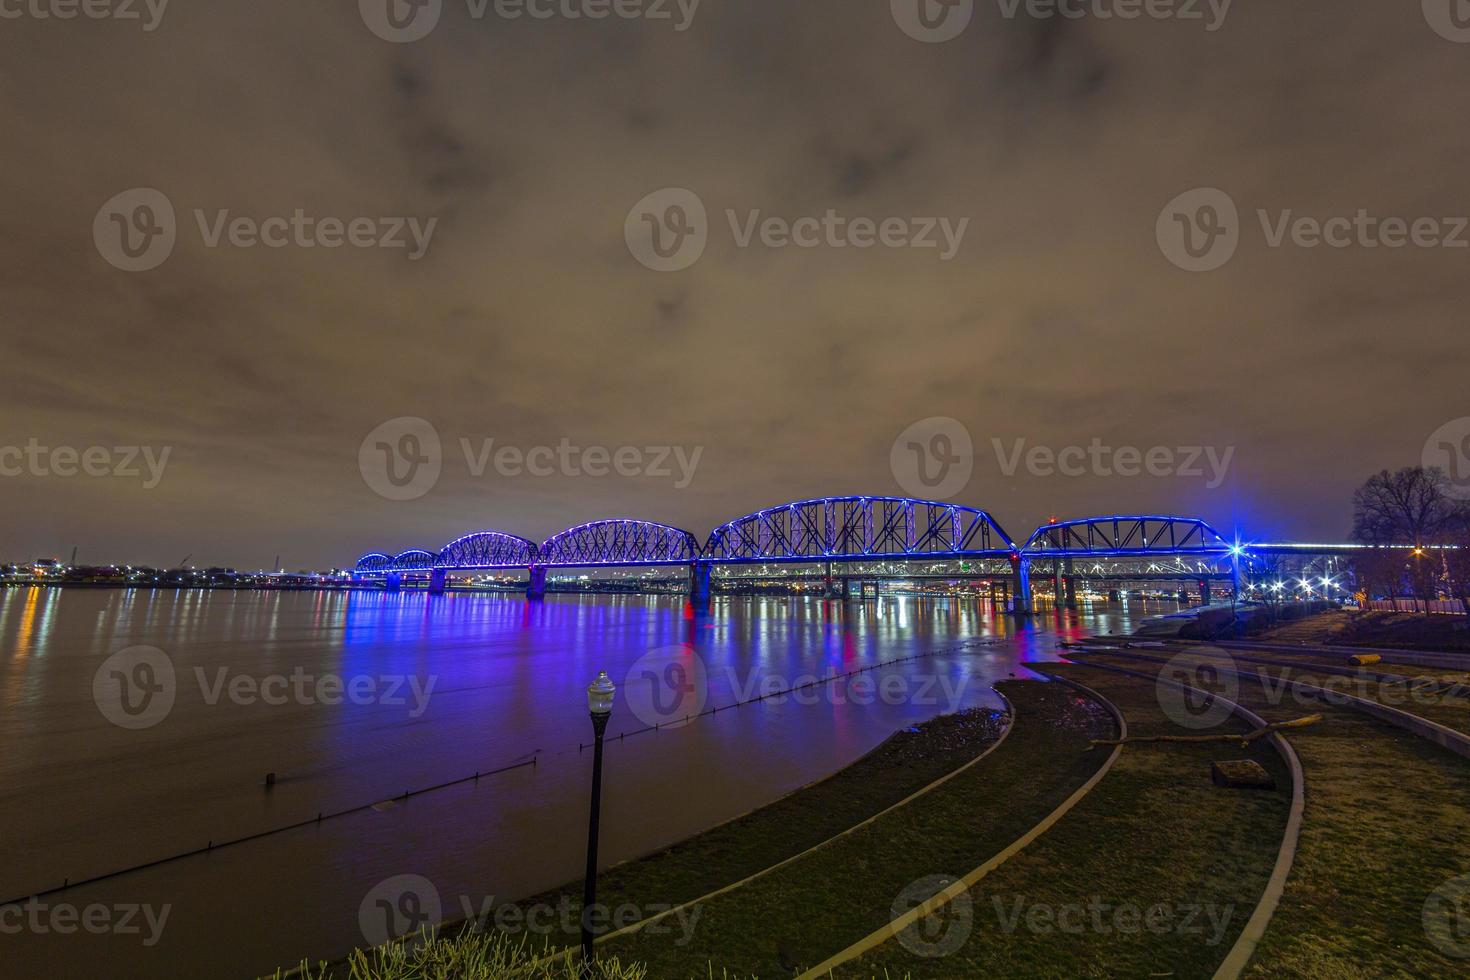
[{"x1": 2, "y1": 1, "x2": 1467, "y2": 569}]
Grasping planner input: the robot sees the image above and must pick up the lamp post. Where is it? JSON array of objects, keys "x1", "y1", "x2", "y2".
[{"x1": 581, "y1": 671, "x2": 616, "y2": 976}]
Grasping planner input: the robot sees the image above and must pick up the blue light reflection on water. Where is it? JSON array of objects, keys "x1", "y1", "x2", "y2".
[{"x1": 0, "y1": 588, "x2": 1176, "y2": 977}]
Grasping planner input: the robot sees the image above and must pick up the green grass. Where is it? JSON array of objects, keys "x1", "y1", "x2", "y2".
[
  {"x1": 1260, "y1": 609, "x2": 1470, "y2": 653},
  {"x1": 1068, "y1": 649, "x2": 1470, "y2": 977},
  {"x1": 595, "y1": 681, "x2": 1116, "y2": 976},
  {"x1": 267, "y1": 929, "x2": 645, "y2": 980},
  {"x1": 847, "y1": 664, "x2": 1291, "y2": 979}
]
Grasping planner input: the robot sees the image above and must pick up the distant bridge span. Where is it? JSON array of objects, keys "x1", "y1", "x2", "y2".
[{"x1": 350, "y1": 498, "x2": 1299, "y2": 611}]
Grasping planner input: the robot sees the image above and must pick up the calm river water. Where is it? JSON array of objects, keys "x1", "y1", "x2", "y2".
[{"x1": 0, "y1": 587, "x2": 1178, "y2": 977}]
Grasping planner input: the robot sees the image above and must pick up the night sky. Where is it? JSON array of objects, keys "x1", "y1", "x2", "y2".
[{"x1": 3, "y1": 2, "x2": 1467, "y2": 569}]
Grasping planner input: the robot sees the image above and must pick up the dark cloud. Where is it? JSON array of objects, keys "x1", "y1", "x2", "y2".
[{"x1": 0, "y1": 1, "x2": 1467, "y2": 567}]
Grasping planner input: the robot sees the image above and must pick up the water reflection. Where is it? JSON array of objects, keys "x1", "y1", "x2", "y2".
[{"x1": 0, "y1": 588, "x2": 1175, "y2": 978}]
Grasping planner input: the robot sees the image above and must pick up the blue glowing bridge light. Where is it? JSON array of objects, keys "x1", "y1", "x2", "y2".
[
  {"x1": 703, "y1": 496, "x2": 1018, "y2": 564},
  {"x1": 1021, "y1": 516, "x2": 1236, "y2": 559},
  {"x1": 353, "y1": 553, "x2": 394, "y2": 573},
  {"x1": 438, "y1": 530, "x2": 538, "y2": 570},
  {"x1": 538, "y1": 519, "x2": 702, "y2": 568}
]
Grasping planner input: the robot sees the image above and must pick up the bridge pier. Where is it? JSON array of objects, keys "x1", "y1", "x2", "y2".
[
  {"x1": 527, "y1": 566, "x2": 548, "y2": 600},
  {"x1": 1010, "y1": 556, "x2": 1032, "y2": 615},
  {"x1": 1178, "y1": 587, "x2": 1189, "y2": 605},
  {"x1": 689, "y1": 561, "x2": 711, "y2": 610},
  {"x1": 1109, "y1": 589, "x2": 1121, "y2": 603},
  {"x1": 385, "y1": 572, "x2": 402, "y2": 593},
  {"x1": 429, "y1": 568, "x2": 447, "y2": 596}
]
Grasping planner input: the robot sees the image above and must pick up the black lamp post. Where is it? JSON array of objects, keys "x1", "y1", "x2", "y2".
[{"x1": 581, "y1": 671, "x2": 616, "y2": 976}]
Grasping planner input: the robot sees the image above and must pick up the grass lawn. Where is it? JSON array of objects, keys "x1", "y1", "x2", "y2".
[
  {"x1": 1259, "y1": 609, "x2": 1470, "y2": 653},
  {"x1": 846, "y1": 663, "x2": 1291, "y2": 979},
  {"x1": 1160, "y1": 646, "x2": 1470, "y2": 739},
  {"x1": 1069, "y1": 649, "x2": 1470, "y2": 977},
  {"x1": 589, "y1": 680, "x2": 1116, "y2": 977}
]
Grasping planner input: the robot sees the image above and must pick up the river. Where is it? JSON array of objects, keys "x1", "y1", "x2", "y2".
[{"x1": 0, "y1": 587, "x2": 1178, "y2": 977}]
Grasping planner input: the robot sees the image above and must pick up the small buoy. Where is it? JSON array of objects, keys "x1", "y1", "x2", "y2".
[{"x1": 265, "y1": 772, "x2": 276, "y2": 789}]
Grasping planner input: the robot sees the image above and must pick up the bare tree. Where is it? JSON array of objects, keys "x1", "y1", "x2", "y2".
[
  {"x1": 1352, "y1": 467, "x2": 1456, "y2": 612},
  {"x1": 1443, "y1": 502, "x2": 1470, "y2": 616}
]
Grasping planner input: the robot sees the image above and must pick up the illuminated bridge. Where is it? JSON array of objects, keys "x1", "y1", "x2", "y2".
[{"x1": 351, "y1": 498, "x2": 1356, "y2": 612}]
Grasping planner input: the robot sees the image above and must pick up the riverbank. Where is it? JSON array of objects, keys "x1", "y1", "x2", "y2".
[
  {"x1": 271, "y1": 682, "x2": 1114, "y2": 978},
  {"x1": 1255, "y1": 608, "x2": 1470, "y2": 653}
]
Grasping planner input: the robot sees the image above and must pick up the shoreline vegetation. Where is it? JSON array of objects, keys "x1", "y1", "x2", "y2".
[{"x1": 273, "y1": 610, "x2": 1470, "y2": 979}]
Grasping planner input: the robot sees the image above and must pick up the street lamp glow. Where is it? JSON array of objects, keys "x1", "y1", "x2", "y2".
[{"x1": 586, "y1": 671, "x2": 616, "y2": 716}]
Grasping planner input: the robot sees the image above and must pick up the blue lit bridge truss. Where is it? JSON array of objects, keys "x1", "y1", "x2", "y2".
[
  {"x1": 1021, "y1": 516, "x2": 1234, "y2": 560},
  {"x1": 703, "y1": 497, "x2": 1017, "y2": 564},
  {"x1": 538, "y1": 520, "x2": 701, "y2": 568}
]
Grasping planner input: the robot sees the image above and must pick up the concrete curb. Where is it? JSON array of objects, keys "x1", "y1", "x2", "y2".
[
  {"x1": 794, "y1": 672, "x2": 1128, "y2": 979},
  {"x1": 1081, "y1": 647, "x2": 1470, "y2": 763},
  {"x1": 1216, "y1": 639, "x2": 1470, "y2": 672},
  {"x1": 587, "y1": 688, "x2": 1019, "y2": 948},
  {"x1": 1051, "y1": 658, "x2": 1306, "y2": 980}
]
